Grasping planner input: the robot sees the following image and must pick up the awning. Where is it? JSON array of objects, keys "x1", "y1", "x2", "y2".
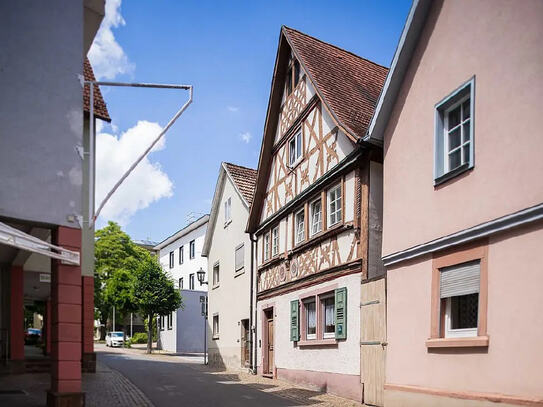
[{"x1": 0, "y1": 221, "x2": 80, "y2": 265}]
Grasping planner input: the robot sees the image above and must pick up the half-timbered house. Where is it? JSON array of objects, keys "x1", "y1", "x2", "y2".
[{"x1": 247, "y1": 26, "x2": 388, "y2": 403}]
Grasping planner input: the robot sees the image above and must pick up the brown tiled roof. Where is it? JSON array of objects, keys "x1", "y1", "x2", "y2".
[
  {"x1": 224, "y1": 162, "x2": 258, "y2": 206},
  {"x1": 83, "y1": 58, "x2": 111, "y2": 122},
  {"x1": 283, "y1": 26, "x2": 388, "y2": 139}
]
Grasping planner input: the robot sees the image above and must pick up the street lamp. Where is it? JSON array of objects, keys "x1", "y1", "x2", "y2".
[{"x1": 197, "y1": 267, "x2": 207, "y2": 286}]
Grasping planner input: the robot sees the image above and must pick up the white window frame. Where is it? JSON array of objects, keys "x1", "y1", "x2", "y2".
[
  {"x1": 213, "y1": 314, "x2": 220, "y2": 338},
  {"x1": 189, "y1": 240, "x2": 195, "y2": 259},
  {"x1": 327, "y1": 184, "x2": 342, "y2": 227},
  {"x1": 169, "y1": 251, "x2": 174, "y2": 268},
  {"x1": 295, "y1": 208, "x2": 305, "y2": 244},
  {"x1": 310, "y1": 198, "x2": 322, "y2": 236},
  {"x1": 434, "y1": 78, "x2": 475, "y2": 185},
  {"x1": 304, "y1": 299, "x2": 317, "y2": 340},
  {"x1": 288, "y1": 130, "x2": 303, "y2": 167},
  {"x1": 321, "y1": 293, "x2": 335, "y2": 339},
  {"x1": 179, "y1": 246, "x2": 184, "y2": 264},
  {"x1": 263, "y1": 232, "x2": 270, "y2": 261},
  {"x1": 444, "y1": 296, "x2": 478, "y2": 338},
  {"x1": 224, "y1": 197, "x2": 232, "y2": 225},
  {"x1": 212, "y1": 262, "x2": 220, "y2": 287},
  {"x1": 189, "y1": 273, "x2": 195, "y2": 290},
  {"x1": 271, "y1": 226, "x2": 279, "y2": 257},
  {"x1": 235, "y1": 243, "x2": 244, "y2": 273}
]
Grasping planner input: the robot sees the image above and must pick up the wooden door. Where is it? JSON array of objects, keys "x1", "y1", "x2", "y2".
[
  {"x1": 241, "y1": 320, "x2": 250, "y2": 367},
  {"x1": 361, "y1": 278, "x2": 386, "y2": 406},
  {"x1": 267, "y1": 316, "x2": 274, "y2": 374}
]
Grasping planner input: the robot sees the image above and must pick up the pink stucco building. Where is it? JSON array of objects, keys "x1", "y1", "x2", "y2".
[{"x1": 365, "y1": 0, "x2": 543, "y2": 406}]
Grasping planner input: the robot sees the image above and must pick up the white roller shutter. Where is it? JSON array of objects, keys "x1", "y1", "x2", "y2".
[{"x1": 440, "y1": 260, "x2": 480, "y2": 298}]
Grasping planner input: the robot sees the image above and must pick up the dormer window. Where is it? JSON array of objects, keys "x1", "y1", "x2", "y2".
[
  {"x1": 289, "y1": 131, "x2": 302, "y2": 167},
  {"x1": 286, "y1": 59, "x2": 301, "y2": 96}
]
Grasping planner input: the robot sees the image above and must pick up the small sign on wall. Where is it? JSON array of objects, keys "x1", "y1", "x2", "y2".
[{"x1": 39, "y1": 273, "x2": 51, "y2": 283}]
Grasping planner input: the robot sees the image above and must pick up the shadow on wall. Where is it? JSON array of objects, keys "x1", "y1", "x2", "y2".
[{"x1": 208, "y1": 349, "x2": 226, "y2": 370}]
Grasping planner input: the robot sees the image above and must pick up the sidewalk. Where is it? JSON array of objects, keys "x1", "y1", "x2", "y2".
[{"x1": 0, "y1": 360, "x2": 153, "y2": 407}]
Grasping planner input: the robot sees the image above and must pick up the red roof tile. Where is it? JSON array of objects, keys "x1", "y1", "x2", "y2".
[
  {"x1": 224, "y1": 162, "x2": 258, "y2": 206},
  {"x1": 83, "y1": 58, "x2": 111, "y2": 122},
  {"x1": 283, "y1": 26, "x2": 388, "y2": 139}
]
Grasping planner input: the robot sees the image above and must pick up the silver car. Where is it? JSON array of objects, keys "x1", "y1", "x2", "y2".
[{"x1": 105, "y1": 331, "x2": 125, "y2": 347}]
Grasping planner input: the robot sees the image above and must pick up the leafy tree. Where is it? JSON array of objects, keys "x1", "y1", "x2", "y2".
[
  {"x1": 94, "y1": 221, "x2": 147, "y2": 339},
  {"x1": 133, "y1": 253, "x2": 182, "y2": 353}
]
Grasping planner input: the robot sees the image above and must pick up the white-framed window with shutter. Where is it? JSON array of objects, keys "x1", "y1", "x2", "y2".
[
  {"x1": 440, "y1": 260, "x2": 480, "y2": 338},
  {"x1": 235, "y1": 243, "x2": 244, "y2": 273},
  {"x1": 304, "y1": 299, "x2": 316, "y2": 340}
]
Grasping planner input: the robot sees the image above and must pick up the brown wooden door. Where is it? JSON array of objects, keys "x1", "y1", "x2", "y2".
[
  {"x1": 241, "y1": 319, "x2": 249, "y2": 366},
  {"x1": 361, "y1": 278, "x2": 386, "y2": 406},
  {"x1": 267, "y1": 317, "x2": 274, "y2": 374}
]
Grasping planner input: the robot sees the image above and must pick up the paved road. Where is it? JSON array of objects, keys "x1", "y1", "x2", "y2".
[{"x1": 96, "y1": 345, "x2": 305, "y2": 407}]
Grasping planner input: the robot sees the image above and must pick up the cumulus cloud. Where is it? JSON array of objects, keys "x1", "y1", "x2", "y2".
[
  {"x1": 227, "y1": 106, "x2": 239, "y2": 112},
  {"x1": 96, "y1": 120, "x2": 173, "y2": 225},
  {"x1": 239, "y1": 132, "x2": 252, "y2": 143},
  {"x1": 88, "y1": 0, "x2": 135, "y2": 80}
]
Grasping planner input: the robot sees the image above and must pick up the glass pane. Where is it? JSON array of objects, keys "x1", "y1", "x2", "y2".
[
  {"x1": 448, "y1": 127, "x2": 461, "y2": 151},
  {"x1": 463, "y1": 144, "x2": 470, "y2": 165},
  {"x1": 462, "y1": 99, "x2": 470, "y2": 120},
  {"x1": 296, "y1": 133, "x2": 302, "y2": 158},
  {"x1": 289, "y1": 139, "x2": 296, "y2": 164},
  {"x1": 294, "y1": 60, "x2": 300, "y2": 87},
  {"x1": 451, "y1": 293, "x2": 478, "y2": 329},
  {"x1": 324, "y1": 298, "x2": 335, "y2": 333},
  {"x1": 462, "y1": 120, "x2": 470, "y2": 143},
  {"x1": 286, "y1": 67, "x2": 292, "y2": 95},
  {"x1": 448, "y1": 105, "x2": 461, "y2": 129},
  {"x1": 306, "y1": 302, "x2": 316, "y2": 335},
  {"x1": 448, "y1": 149, "x2": 461, "y2": 170}
]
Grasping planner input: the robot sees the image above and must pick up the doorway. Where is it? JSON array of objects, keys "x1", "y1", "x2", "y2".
[
  {"x1": 262, "y1": 308, "x2": 274, "y2": 376},
  {"x1": 241, "y1": 319, "x2": 250, "y2": 367}
]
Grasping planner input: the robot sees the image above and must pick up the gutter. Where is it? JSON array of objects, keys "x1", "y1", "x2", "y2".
[{"x1": 249, "y1": 232, "x2": 258, "y2": 374}]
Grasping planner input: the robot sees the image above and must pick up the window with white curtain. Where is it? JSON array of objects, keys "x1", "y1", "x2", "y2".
[
  {"x1": 440, "y1": 260, "x2": 480, "y2": 338},
  {"x1": 322, "y1": 295, "x2": 335, "y2": 339},
  {"x1": 305, "y1": 299, "x2": 316, "y2": 340}
]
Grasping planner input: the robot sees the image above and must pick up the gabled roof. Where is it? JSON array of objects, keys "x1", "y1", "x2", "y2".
[
  {"x1": 224, "y1": 162, "x2": 258, "y2": 206},
  {"x1": 247, "y1": 26, "x2": 388, "y2": 233},
  {"x1": 202, "y1": 162, "x2": 257, "y2": 256},
  {"x1": 154, "y1": 214, "x2": 209, "y2": 251},
  {"x1": 365, "y1": 0, "x2": 432, "y2": 144},
  {"x1": 284, "y1": 26, "x2": 388, "y2": 140},
  {"x1": 83, "y1": 58, "x2": 111, "y2": 122}
]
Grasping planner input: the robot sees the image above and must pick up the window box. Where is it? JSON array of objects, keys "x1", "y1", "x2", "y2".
[{"x1": 434, "y1": 78, "x2": 475, "y2": 185}]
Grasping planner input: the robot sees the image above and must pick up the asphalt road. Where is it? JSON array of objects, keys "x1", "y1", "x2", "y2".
[{"x1": 96, "y1": 346, "x2": 303, "y2": 407}]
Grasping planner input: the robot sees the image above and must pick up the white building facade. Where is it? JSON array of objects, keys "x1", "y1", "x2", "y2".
[
  {"x1": 155, "y1": 215, "x2": 209, "y2": 352},
  {"x1": 202, "y1": 162, "x2": 257, "y2": 370}
]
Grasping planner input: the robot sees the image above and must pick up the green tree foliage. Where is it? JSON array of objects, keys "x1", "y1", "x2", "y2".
[
  {"x1": 94, "y1": 221, "x2": 147, "y2": 338},
  {"x1": 133, "y1": 254, "x2": 182, "y2": 353}
]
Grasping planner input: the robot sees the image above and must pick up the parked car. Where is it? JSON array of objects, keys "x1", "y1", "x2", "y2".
[
  {"x1": 24, "y1": 328, "x2": 41, "y2": 345},
  {"x1": 105, "y1": 331, "x2": 125, "y2": 347}
]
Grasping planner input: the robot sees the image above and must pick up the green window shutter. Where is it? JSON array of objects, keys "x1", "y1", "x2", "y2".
[
  {"x1": 335, "y1": 287, "x2": 347, "y2": 339},
  {"x1": 290, "y1": 299, "x2": 299, "y2": 341}
]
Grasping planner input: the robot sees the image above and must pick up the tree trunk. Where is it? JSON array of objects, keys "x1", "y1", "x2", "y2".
[{"x1": 147, "y1": 313, "x2": 153, "y2": 354}]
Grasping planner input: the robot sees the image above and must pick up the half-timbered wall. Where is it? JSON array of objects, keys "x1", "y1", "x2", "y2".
[{"x1": 262, "y1": 102, "x2": 355, "y2": 223}]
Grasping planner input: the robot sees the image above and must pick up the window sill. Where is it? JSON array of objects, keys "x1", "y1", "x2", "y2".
[
  {"x1": 298, "y1": 338, "x2": 337, "y2": 347},
  {"x1": 434, "y1": 163, "x2": 471, "y2": 187},
  {"x1": 212, "y1": 335, "x2": 219, "y2": 340},
  {"x1": 425, "y1": 336, "x2": 489, "y2": 348},
  {"x1": 234, "y1": 269, "x2": 245, "y2": 278},
  {"x1": 224, "y1": 220, "x2": 232, "y2": 228},
  {"x1": 212, "y1": 283, "x2": 220, "y2": 290}
]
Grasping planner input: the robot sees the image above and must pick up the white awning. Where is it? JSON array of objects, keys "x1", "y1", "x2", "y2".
[{"x1": 0, "y1": 222, "x2": 80, "y2": 266}]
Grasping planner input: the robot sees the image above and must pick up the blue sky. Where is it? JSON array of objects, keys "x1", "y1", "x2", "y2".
[{"x1": 90, "y1": 0, "x2": 412, "y2": 243}]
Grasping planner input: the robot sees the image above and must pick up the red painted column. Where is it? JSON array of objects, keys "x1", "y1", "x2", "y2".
[
  {"x1": 81, "y1": 276, "x2": 95, "y2": 372},
  {"x1": 9, "y1": 265, "x2": 24, "y2": 364},
  {"x1": 45, "y1": 299, "x2": 52, "y2": 355},
  {"x1": 47, "y1": 226, "x2": 84, "y2": 407}
]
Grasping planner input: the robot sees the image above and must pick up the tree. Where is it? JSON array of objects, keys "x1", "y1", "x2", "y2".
[
  {"x1": 94, "y1": 221, "x2": 147, "y2": 339},
  {"x1": 133, "y1": 253, "x2": 182, "y2": 353}
]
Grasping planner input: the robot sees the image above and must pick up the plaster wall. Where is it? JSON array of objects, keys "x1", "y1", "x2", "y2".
[
  {"x1": 0, "y1": 0, "x2": 85, "y2": 228},
  {"x1": 382, "y1": 0, "x2": 543, "y2": 256},
  {"x1": 206, "y1": 176, "x2": 253, "y2": 369},
  {"x1": 256, "y1": 273, "x2": 361, "y2": 376},
  {"x1": 386, "y1": 222, "x2": 543, "y2": 399}
]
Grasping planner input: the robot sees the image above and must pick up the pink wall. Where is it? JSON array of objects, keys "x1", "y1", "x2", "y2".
[
  {"x1": 386, "y1": 222, "x2": 543, "y2": 398},
  {"x1": 382, "y1": 0, "x2": 543, "y2": 256}
]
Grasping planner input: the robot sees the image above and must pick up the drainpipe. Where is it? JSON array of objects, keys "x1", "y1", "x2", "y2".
[{"x1": 249, "y1": 233, "x2": 258, "y2": 374}]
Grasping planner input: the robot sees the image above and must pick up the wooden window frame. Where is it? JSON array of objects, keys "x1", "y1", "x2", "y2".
[
  {"x1": 427, "y1": 240, "x2": 489, "y2": 348},
  {"x1": 298, "y1": 284, "x2": 338, "y2": 347}
]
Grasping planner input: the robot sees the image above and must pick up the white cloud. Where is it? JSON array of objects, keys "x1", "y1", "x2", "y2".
[
  {"x1": 227, "y1": 106, "x2": 239, "y2": 112},
  {"x1": 88, "y1": 0, "x2": 135, "y2": 80},
  {"x1": 96, "y1": 120, "x2": 173, "y2": 225},
  {"x1": 239, "y1": 132, "x2": 252, "y2": 144}
]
